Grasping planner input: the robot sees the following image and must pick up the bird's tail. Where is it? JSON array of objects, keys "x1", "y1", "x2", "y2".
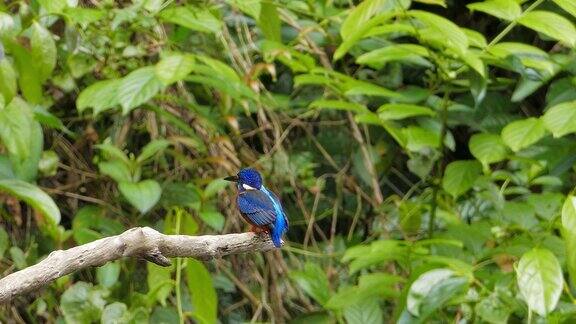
[{"x1": 271, "y1": 228, "x2": 283, "y2": 248}]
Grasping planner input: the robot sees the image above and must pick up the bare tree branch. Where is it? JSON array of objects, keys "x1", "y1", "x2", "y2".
[{"x1": 0, "y1": 227, "x2": 276, "y2": 303}]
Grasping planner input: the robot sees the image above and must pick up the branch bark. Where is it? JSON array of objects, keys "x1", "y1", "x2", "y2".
[{"x1": 0, "y1": 227, "x2": 276, "y2": 304}]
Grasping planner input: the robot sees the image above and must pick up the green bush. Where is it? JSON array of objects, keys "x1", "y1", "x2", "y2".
[{"x1": 1, "y1": 0, "x2": 576, "y2": 322}]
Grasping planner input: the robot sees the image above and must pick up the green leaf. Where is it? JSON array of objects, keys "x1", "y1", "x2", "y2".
[
  {"x1": 467, "y1": 0, "x2": 521, "y2": 21},
  {"x1": 463, "y1": 28, "x2": 488, "y2": 48},
  {"x1": 186, "y1": 259, "x2": 217, "y2": 324},
  {"x1": 517, "y1": 248, "x2": 563, "y2": 316},
  {"x1": 137, "y1": 139, "x2": 170, "y2": 163},
  {"x1": 562, "y1": 196, "x2": 576, "y2": 232},
  {"x1": 9, "y1": 42, "x2": 42, "y2": 103},
  {"x1": 76, "y1": 79, "x2": 122, "y2": 115},
  {"x1": 101, "y1": 302, "x2": 131, "y2": 324},
  {"x1": 95, "y1": 143, "x2": 130, "y2": 165},
  {"x1": 290, "y1": 263, "x2": 331, "y2": 306},
  {"x1": 377, "y1": 103, "x2": 435, "y2": 120},
  {"x1": 30, "y1": 22, "x2": 57, "y2": 81},
  {"x1": 159, "y1": 6, "x2": 221, "y2": 34},
  {"x1": 442, "y1": 160, "x2": 482, "y2": 198},
  {"x1": 501, "y1": 118, "x2": 547, "y2": 152},
  {"x1": 408, "y1": 10, "x2": 468, "y2": 55},
  {"x1": 147, "y1": 263, "x2": 174, "y2": 305},
  {"x1": 542, "y1": 100, "x2": 576, "y2": 138},
  {"x1": 344, "y1": 298, "x2": 383, "y2": 324},
  {"x1": 518, "y1": 11, "x2": 576, "y2": 48},
  {"x1": 0, "y1": 97, "x2": 34, "y2": 161},
  {"x1": 0, "y1": 179, "x2": 60, "y2": 225},
  {"x1": 203, "y1": 179, "x2": 229, "y2": 199},
  {"x1": 63, "y1": 7, "x2": 106, "y2": 28},
  {"x1": 118, "y1": 180, "x2": 162, "y2": 214},
  {"x1": 407, "y1": 268, "x2": 458, "y2": 317},
  {"x1": 37, "y1": 0, "x2": 67, "y2": 14},
  {"x1": 341, "y1": 0, "x2": 404, "y2": 39},
  {"x1": 310, "y1": 100, "x2": 368, "y2": 113},
  {"x1": 72, "y1": 205, "x2": 124, "y2": 245},
  {"x1": 414, "y1": 0, "x2": 446, "y2": 6},
  {"x1": 0, "y1": 227, "x2": 8, "y2": 259},
  {"x1": 357, "y1": 44, "x2": 431, "y2": 68},
  {"x1": 99, "y1": 161, "x2": 132, "y2": 183},
  {"x1": 0, "y1": 59, "x2": 17, "y2": 103},
  {"x1": 118, "y1": 67, "x2": 164, "y2": 114},
  {"x1": 258, "y1": 2, "x2": 281, "y2": 42},
  {"x1": 198, "y1": 209, "x2": 225, "y2": 231},
  {"x1": 155, "y1": 53, "x2": 195, "y2": 86},
  {"x1": 9, "y1": 246, "x2": 26, "y2": 269},
  {"x1": 61, "y1": 282, "x2": 107, "y2": 323},
  {"x1": 97, "y1": 262, "x2": 121, "y2": 289},
  {"x1": 475, "y1": 291, "x2": 512, "y2": 324},
  {"x1": 469, "y1": 133, "x2": 508, "y2": 166},
  {"x1": 553, "y1": 0, "x2": 576, "y2": 18},
  {"x1": 38, "y1": 150, "x2": 59, "y2": 177},
  {"x1": 403, "y1": 126, "x2": 440, "y2": 151}
]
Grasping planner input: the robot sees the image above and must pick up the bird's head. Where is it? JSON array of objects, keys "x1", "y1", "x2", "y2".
[{"x1": 225, "y1": 168, "x2": 262, "y2": 191}]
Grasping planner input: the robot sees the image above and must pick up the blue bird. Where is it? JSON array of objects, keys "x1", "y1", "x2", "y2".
[{"x1": 225, "y1": 168, "x2": 288, "y2": 248}]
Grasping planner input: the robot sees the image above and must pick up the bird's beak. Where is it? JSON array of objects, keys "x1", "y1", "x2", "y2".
[{"x1": 224, "y1": 175, "x2": 238, "y2": 182}]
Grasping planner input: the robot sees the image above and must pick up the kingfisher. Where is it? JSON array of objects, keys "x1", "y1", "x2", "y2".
[{"x1": 225, "y1": 168, "x2": 288, "y2": 248}]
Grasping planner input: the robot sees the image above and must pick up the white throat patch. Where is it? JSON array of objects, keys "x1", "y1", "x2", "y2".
[{"x1": 242, "y1": 184, "x2": 257, "y2": 190}]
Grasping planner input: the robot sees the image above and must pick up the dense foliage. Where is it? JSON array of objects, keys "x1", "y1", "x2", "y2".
[{"x1": 1, "y1": 0, "x2": 576, "y2": 322}]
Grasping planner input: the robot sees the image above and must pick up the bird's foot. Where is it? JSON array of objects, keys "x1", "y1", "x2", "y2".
[{"x1": 250, "y1": 225, "x2": 269, "y2": 234}]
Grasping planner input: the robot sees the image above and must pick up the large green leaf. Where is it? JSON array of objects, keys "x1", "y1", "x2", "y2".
[
  {"x1": 467, "y1": 0, "x2": 521, "y2": 21},
  {"x1": 118, "y1": 180, "x2": 162, "y2": 214},
  {"x1": 37, "y1": 0, "x2": 67, "y2": 14},
  {"x1": 553, "y1": 0, "x2": 576, "y2": 18},
  {"x1": 542, "y1": 100, "x2": 576, "y2": 138},
  {"x1": 341, "y1": 0, "x2": 401, "y2": 39},
  {"x1": 356, "y1": 44, "x2": 431, "y2": 68},
  {"x1": 310, "y1": 100, "x2": 368, "y2": 113},
  {"x1": 377, "y1": 103, "x2": 435, "y2": 120},
  {"x1": 517, "y1": 248, "x2": 563, "y2": 316},
  {"x1": 407, "y1": 268, "x2": 468, "y2": 318},
  {"x1": 442, "y1": 160, "x2": 482, "y2": 198},
  {"x1": 258, "y1": 2, "x2": 281, "y2": 42},
  {"x1": 0, "y1": 97, "x2": 33, "y2": 161},
  {"x1": 469, "y1": 133, "x2": 508, "y2": 167},
  {"x1": 562, "y1": 196, "x2": 576, "y2": 232},
  {"x1": 186, "y1": 259, "x2": 218, "y2": 324},
  {"x1": 118, "y1": 67, "x2": 164, "y2": 114},
  {"x1": 155, "y1": 53, "x2": 195, "y2": 86},
  {"x1": 97, "y1": 261, "x2": 121, "y2": 289},
  {"x1": 137, "y1": 139, "x2": 171, "y2": 163},
  {"x1": 501, "y1": 118, "x2": 547, "y2": 152},
  {"x1": 0, "y1": 59, "x2": 16, "y2": 103},
  {"x1": 518, "y1": 11, "x2": 576, "y2": 48},
  {"x1": 290, "y1": 263, "x2": 331, "y2": 306},
  {"x1": 408, "y1": 10, "x2": 468, "y2": 55},
  {"x1": 159, "y1": 6, "x2": 221, "y2": 34},
  {"x1": 9, "y1": 42, "x2": 42, "y2": 104},
  {"x1": 0, "y1": 179, "x2": 60, "y2": 224},
  {"x1": 147, "y1": 263, "x2": 174, "y2": 305},
  {"x1": 30, "y1": 22, "x2": 56, "y2": 81},
  {"x1": 61, "y1": 282, "x2": 107, "y2": 323},
  {"x1": 76, "y1": 79, "x2": 122, "y2": 115},
  {"x1": 344, "y1": 298, "x2": 383, "y2": 324}
]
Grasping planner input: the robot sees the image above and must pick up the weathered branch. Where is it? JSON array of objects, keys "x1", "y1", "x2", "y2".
[{"x1": 0, "y1": 227, "x2": 276, "y2": 303}]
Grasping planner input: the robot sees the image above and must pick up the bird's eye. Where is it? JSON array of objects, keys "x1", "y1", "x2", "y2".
[{"x1": 242, "y1": 184, "x2": 256, "y2": 190}]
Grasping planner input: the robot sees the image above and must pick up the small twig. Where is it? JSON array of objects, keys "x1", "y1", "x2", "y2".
[{"x1": 0, "y1": 228, "x2": 276, "y2": 303}]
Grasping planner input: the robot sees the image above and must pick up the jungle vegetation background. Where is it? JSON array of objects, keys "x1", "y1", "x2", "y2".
[{"x1": 0, "y1": 0, "x2": 576, "y2": 322}]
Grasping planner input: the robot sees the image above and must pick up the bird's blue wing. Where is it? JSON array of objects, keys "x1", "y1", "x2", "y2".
[{"x1": 237, "y1": 190, "x2": 277, "y2": 226}]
